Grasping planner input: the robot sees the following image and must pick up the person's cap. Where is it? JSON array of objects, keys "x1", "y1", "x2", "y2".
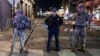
[
  {"x1": 78, "y1": 5, "x2": 85, "y2": 9},
  {"x1": 52, "y1": 8, "x2": 57, "y2": 12},
  {"x1": 16, "y1": 9, "x2": 23, "y2": 14}
]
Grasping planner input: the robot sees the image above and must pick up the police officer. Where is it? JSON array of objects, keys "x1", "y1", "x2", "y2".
[
  {"x1": 45, "y1": 8, "x2": 63, "y2": 52},
  {"x1": 71, "y1": 5, "x2": 91, "y2": 52}
]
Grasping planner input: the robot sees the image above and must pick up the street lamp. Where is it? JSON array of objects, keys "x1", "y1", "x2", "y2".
[{"x1": 12, "y1": 0, "x2": 15, "y2": 33}]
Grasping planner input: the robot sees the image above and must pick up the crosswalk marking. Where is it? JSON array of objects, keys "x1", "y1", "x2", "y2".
[
  {"x1": 0, "y1": 35, "x2": 3, "y2": 37},
  {"x1": 28, "y1": 49, "x2": 43, "y2": 56},
  {"x1": 87, "y1": 49, "x2": 100, "y2": 56},
  {"x1": 0, "y1": 52, "x2": 6, "y2": 56},
  {"x1": 58, "y1": 49, "x2": 76, "y2": 56},
  {"x1": 44, "y1": 51, "x2": 59, "y2": 56},
  {"x1": 9, "y1": 49, "x2": 100, "y2": 56}
]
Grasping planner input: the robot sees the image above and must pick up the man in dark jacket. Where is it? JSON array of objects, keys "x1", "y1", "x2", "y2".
[{"x1": 45, "y1": 8, "x2": 63, "y2": 52}]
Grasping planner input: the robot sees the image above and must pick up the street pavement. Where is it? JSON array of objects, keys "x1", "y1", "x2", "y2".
[
  {"x1": 25, "y1": 18, "x2": 100, "y2": 56},
  {"x1": 0, "y1": 26, "x2": 33, "y2": 56},
  {"x1": 0, "y1": 18, "x2": 100, "y2": 56},
  {"x1": 10, "y1": 49, "x2": 100, "y2": 56}
]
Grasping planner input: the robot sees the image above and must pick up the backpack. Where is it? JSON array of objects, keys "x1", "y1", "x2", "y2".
[{"x1": 14, "y1": 16, "x2": 30, "y2": 30}]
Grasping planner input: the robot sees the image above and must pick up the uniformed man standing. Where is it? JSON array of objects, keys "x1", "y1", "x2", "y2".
[
  {"x1": 70, "y1": 5, "x2": 91, "y2": 52},
  {"x1": 45, "y1": 8, "x2": 63, "y2": 52}
]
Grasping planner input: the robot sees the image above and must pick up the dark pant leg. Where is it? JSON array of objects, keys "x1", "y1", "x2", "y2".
[
  {"x1": 80, "y1": 28, "x2": 86, "y2": 48},
  {"x1": 54, "y1": 29, "x2": 60, "y2": 50},
  {"x1": 72, "y1": 28, "x2": 80, "y2": 48},
  {"x1": 47, "y1": 29, "x2": 53, "y2": 50}
]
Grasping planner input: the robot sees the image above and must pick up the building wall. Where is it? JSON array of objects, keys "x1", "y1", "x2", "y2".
[
  {"x1": 0, "y1": 0, "x2": 12, "y2": 31},
  {"x1": 17, "y1": 0, "x2": 34, "y2": 21},
  {"x1": 0, "y1": 1, "x2": 2, "y2": 30}
]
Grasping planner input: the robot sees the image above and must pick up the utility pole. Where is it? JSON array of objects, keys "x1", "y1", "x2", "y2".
[
  {"x1": 12, "y1": 0, "x2": 15, "y2": 33},
  {"x1": 12, "y1": 0, "x2": 15, "y2": 17}
]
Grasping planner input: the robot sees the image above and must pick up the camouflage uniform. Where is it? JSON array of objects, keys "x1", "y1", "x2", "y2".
[{"x1": 71, "y1": 12, "x2": 91, "y2": 51}]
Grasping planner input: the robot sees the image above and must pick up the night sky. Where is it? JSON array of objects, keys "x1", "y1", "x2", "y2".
[{"x1": 35, "y1": 0, "x2": 62, "y2": 10}]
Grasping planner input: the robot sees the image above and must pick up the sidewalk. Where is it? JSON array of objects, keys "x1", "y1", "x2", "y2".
[
  {"x1": 0, "y1": 28, "x2": 32, "y2": 56},
  {"x1": 0, "y1": 29, "x2": 13, "y2": 56}
]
